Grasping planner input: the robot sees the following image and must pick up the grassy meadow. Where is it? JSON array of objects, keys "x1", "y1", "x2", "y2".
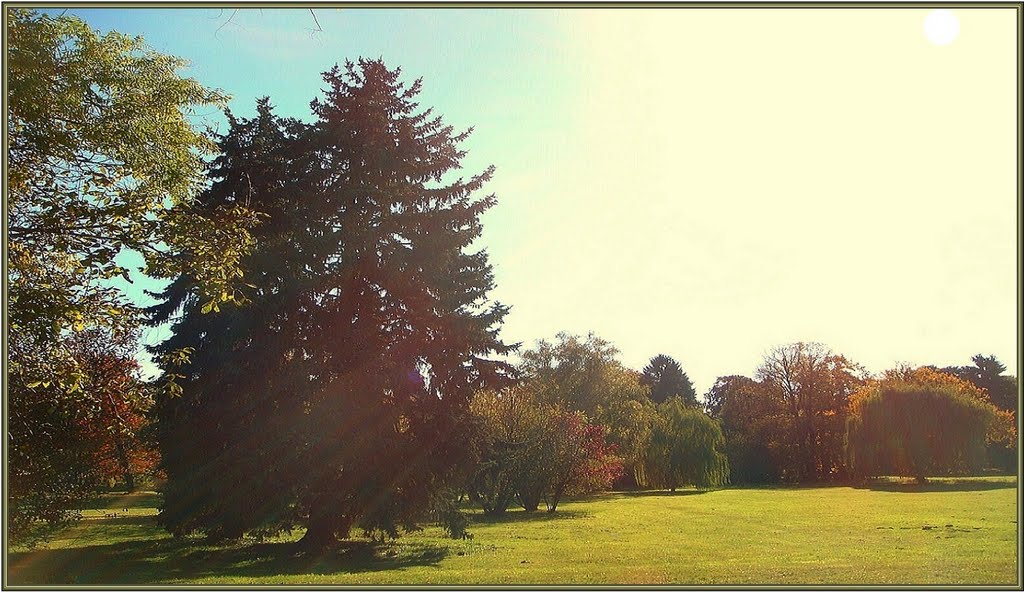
[{"x1": 6, "y1": 477, "x2": 1018, "y2": 586}]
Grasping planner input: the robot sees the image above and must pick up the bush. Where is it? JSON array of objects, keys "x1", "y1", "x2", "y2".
[
  {"x1": 468, "y1": 389, "x2": 548, "y2": 515},
  {"x1": 468, "y1": 389, "x2": 622, "y2": 513}
]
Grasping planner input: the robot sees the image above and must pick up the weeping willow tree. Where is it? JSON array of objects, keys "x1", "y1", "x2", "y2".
[
  {"x1": 645, "y1": 397, "x2": 729, "y2": 491},
  {"x1": 846, "y1": 381, "x2": 995, "y2": 483}
]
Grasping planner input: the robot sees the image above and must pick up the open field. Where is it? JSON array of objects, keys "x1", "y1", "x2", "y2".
[{"x1": 7, "y1": 477, "x2": 1018, "y2": 586}]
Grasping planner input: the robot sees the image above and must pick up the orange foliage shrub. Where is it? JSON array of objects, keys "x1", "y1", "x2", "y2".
[{"x1": 849, "y1": 365, "x2": 1016, "y2": 459}]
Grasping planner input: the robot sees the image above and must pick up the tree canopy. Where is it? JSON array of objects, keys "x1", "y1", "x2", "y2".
[
  {"x1": 940, "y1": 355, "x2": 1019, "y2": 413},
  {"x1": 5, "y1": 9, "x2": 254, "y2": 544},
  {"x1": 846, "y1": 373, "x2": 997, "y2": 482},
  {"x1": 755, "y1": 342, "x2": 865, "y2": 482},
  {"x1": 8, "y1": 328, "x2": 155, "y2": 545},
  {"x1": 645, "y1": 398, "x2": 729, "y2": 491},
  {"x1": 642, "y1": 354, "x2": 697, "y2": 406},
  {"x1": 150, "y1": 60, "x2": 512, "y2": 549},
  {"x1": 517, "y1": 333, "x2": 654, "y2": 488},
  {"x1": 519, "y1": 332, "x2": 621, "y2": 414},
  {"x1": 7, "y1": 9, "x2": 257, "y2": 362},
  {"x1": 469, "y1": 387, "x2": 550, "y2": 515},
  {"x1": 704, "y1": 375, "x2": 785, "y2": 483},
  {"x1": 852, "y1": 365, "x2": 1017, "y2": 475}
]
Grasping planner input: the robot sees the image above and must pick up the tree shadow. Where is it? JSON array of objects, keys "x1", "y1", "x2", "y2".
[
  {"x1": 7, "y1": 535, "x2": 448, "y2": 585},
  {"x1": 603, "y1": 489, "x2": 710, "y2": 499},
  {"x1": 8, "y1": 536, "x2": 187, "y2": 585},
  {"x1": 182, "y1": 539, "x2": 449, "y2": 580},
  {"x1": 854, "y1": 477, "x2": 1017, "y2": 493},
  {"x1": 470, "y1": 508, "x2": 590, "y2": 524}
]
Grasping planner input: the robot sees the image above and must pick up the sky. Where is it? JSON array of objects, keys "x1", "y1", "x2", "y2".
[{"x1": 55, "y1": 7, "x2": 1018, "y2": 395}]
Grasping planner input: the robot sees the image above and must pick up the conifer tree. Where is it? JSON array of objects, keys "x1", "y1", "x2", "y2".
[
  {"x1": 642, "y1": 354, "x2": 698, "y2": 406},
  {"x1": 150, "y1": 60, "x2": 512, "y2": 549}
]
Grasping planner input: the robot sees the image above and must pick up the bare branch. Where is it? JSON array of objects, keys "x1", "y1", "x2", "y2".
[{"x1": 215, "y1": 9, "x2": 239, "y2": 39}]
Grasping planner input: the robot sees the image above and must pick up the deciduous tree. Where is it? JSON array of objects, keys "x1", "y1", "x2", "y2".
[
  {"x1": 846, "y1": 377, "x2": 996, "y2": 482},
  {"x1": 756, "y1": 343, "x2": 864, "y2": 482},
  {"x1": 6, "y1": 9, "x2": 254, "y2": 543},
  {"x1": 518, "y1": 334, "x2": 650, "y2": 488},
  {"x1": 645, "y1": 398, "x2": 729, "y2": 491},
  {"x1": 531, "y1": 409, "x2": 622, "y2": 512},
  {"x1": 596, "y1": 371, "x2": 656, "y2": 488},
  {"x1": 469, "y1": 388, "x2": 622, "y2": 514},
  {"x1": 468, "y1": 388, "x2": 549, "y2": 515},
  {"x1": 854, "y1": 365, "x2": 1017, "y2": 474},
  {"x1": 705, "y1": 375, "x2": 785, "y2": 483},
  {"x1": 7, "y1": 9, "x2": 257, "y2": 370},
  {"x1": 519, "y1": 333, "x2": 620, "y2": 414},
  {"x1": 68, "y1": 330, "x2": 160, "y2": 492},
  {"x1": 939, "y1": 356, "x2": 1018, "y2": 471},
  {"x1": 8, "y1": 329, "x2": 155, "y2": 545}
]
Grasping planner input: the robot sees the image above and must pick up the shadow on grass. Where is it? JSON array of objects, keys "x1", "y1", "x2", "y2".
[
  {"x1": 470, "y1": 508, "x2": 590, "y2": 524},
  {"x1": 605, "y1": 489, "x2": 710, "y2": 499},
  {"x1": 79, "y1": 491, "x2": 161, "y2": 511},
  {"x1": 854, "y1": 477, "x2": 1017, "y2": 493},
  {"x1": 8, "y1": 535, "x2": 448, "y2": 585},
  {"x1": 182, "y1": 539, "x2": 448, "y2": 580}
]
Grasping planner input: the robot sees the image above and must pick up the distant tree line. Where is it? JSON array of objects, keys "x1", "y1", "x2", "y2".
[
  {"x1": 465, "y1": 333, "x2": 728, "y2": 516},
  {"x1": 706, "y1": 346, "x2": 1017, "y2": 484},
  {"x1": 472, "y1": 336, "x2": 1017, "y2": 504}
]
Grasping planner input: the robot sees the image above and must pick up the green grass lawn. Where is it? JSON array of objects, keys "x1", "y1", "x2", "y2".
[{"x1": 6, "y1": 476, "x2": 1018, "y2": 586}]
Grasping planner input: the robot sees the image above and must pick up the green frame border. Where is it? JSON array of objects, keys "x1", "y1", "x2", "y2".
[{"x1": 1, "y1": 2, "x2": 1021, "y2": 590}]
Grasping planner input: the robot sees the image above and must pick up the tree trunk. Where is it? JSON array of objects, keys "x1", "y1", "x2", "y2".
[
  {"x1": 298, "y1": 521, "x2": 336, "y2": 552},
  {"x1": 518, "y1": 487, "x2": 542, "y2": 512},
  {"x1": 482, "y1": 505, "x2": 507, "y2": 516},
  {"x1": 297, "y1": 511, "x2": 351, "y2": 553},
  {"x1": 633, "y1": 464, "x2": 646, "y2": 489},
  {"x1": 547, "y1": 481, "x2": 567, "y2": 513},
  {"x1": 113, "y1": 437, "x2": 135, "y2": 492}
]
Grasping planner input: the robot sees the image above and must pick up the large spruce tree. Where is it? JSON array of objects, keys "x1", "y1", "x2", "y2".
[
  {"x1": 642, "y1": 354, "x2": 697, "y2": 406},
  {"x1": 149, "y1": 60, "x2": 512, "y2": 549}
]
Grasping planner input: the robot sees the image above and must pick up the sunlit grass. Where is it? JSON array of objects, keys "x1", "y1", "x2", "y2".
[{"x1": 7, "y1": 476, "x2": 1017, "y2": 585}]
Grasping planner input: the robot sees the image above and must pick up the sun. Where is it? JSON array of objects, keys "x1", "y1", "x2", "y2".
[{"x1": 924, "y1": 9, "x2": 960, "y2": 46}]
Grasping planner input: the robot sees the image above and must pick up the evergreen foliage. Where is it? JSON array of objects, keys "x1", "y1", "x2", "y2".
[
  {"x1": 150, "y1": 60, "x2": 512, "y2": 549},
  {"x1": 641, "y1": 354, "x2": 697, "y2": 406},
  {"x1": 942, "y1": 355, "x2": 1019, "y2": 413}
]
